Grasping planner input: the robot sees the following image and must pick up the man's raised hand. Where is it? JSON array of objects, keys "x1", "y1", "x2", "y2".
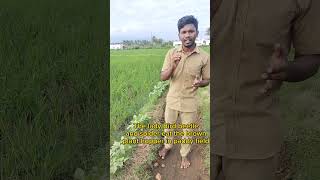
[
  {"x1": 171, "y1": 53, "x2": 182, "y2": 70},
  {"x1": 260, "y1": 43, "x2": 288, "y2": 94}
]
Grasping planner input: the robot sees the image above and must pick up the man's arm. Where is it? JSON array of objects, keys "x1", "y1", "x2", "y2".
[
  {"x1": 262, "y1": 46, "x2": 320, "y2": 83},
  {"x1": 160, "y1": 53, "x2": 181, "y2": 81},
  {"x1": 191, "y1": 77, "x2": 209, "y2": 92},
  {"x1": 281, "y1": 55, "x2": 320, "y2": 82},
  {"x1": 261, "y1": 0, "x2": 320, "y2": 91},
  {"x1": 192, "y1": 57, "x2": 210, "y2": 92},
  {"x1": 192, "y1": 55, "x2": 210, "y2": 89},
  {"x1": 160, "y1": 66, "x2": 175, "y2": 81},
  {"x1": 193, "y1": 78, "x2": 210, "y2": 87},
  {"x1": 282, "y1": 0, "x2": 320, "y2": 82},
  {"x1": 199, "y1": 79, "x2": 210, "y2": 87}
]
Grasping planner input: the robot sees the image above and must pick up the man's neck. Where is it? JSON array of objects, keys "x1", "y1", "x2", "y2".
[{"x1": 182, "y1": 44, "x2": 196, "y2": 53}]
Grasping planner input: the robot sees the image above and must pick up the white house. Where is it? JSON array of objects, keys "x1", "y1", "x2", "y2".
[
  {"x1": 173, "y1": 41, "x2": 182, "y2": 47},
  {"x1": 195, "y1": 39, "x2": 205, "y2": 46},
  {"x1": 172, "y1": 39, "x2": 210, "y2": 47},
  {"x1": 110, "y1": 43, "x2": 124, "y2": 50}
]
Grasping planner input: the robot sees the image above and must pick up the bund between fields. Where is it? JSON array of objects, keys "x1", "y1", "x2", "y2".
[{"x1": 110, "y1": 85, "x2": 211, "y2": 180}]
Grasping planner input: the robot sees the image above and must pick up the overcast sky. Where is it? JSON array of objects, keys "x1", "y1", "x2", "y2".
[{"x1": 110, "y1": 0, "x2": 210, "y2": 43}]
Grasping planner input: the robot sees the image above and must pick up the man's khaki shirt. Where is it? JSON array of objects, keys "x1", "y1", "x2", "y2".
[
  {"x1": 212, "y1": 0, "x2": 320, "y2": 159},
  {"x1": 162, "y1": 45, "x2": 210, "y2": 112}
]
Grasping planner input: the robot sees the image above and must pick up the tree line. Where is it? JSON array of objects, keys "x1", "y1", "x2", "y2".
[
  {"x1": 121, "y1": 27, "x2": 210, "y2": 49},
  {"x1": 122, "y1": 36, "x2": 173, "y2": 49}
]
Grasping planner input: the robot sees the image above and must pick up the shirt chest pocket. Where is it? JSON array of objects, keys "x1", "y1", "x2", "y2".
[{"x1": 185, "y1": 60, "x2": 202, "y2": 78}]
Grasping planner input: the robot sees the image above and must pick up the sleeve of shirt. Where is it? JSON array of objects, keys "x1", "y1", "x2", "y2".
[
  {"x1": 161, "y1": 49, "x2": 173, "y2": 71},
  {"x1": 202, "y1": 55, "x2": 210, "y2": 80},
  {"x1": 293, "y1": 0, "x2": 320, "y2": 55}
]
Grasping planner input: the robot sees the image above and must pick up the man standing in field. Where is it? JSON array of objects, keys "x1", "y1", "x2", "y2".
[
  {"x1": 159, "y1": 15, "x2": 210, "y2": 169},
  {"x1": 212, "y1": 0, "x2": 320, "y2": 179}
]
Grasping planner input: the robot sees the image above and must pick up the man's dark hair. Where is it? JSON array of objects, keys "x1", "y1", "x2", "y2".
[{"x1": 177, "y1": 15, "x2": 198, "y2": 32}]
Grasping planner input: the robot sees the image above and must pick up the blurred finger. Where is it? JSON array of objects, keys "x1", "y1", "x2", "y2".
[
  {"x1": 266, "y1": 63, "x2": 287, "y2": 74},
  {"x1": 261, "y1": 73, "x2": 269, "y2": 80},
  {"x1": 269, "y1": 72, "x2": 287, "y2": 80},
  {"x1": 259, "y1": 80, "x2": 272, "y2": 94},
  {"x1": 191, "y1": 87, "x2": 198, "y2": 92},
  {"x1": 273, "y1": 43, "x2": 283, "y2": 58},
  {"x1": 266, "y1": 80, "x2": 273, "y2": 90}
]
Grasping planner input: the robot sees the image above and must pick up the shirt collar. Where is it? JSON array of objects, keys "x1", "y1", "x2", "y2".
[{"x1": 177, "y1": 44, "x2": 200, "y2": 54}]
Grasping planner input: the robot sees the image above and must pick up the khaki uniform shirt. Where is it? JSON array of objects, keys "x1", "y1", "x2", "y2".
[
  {"x1": 162, "y1": 45, "x2": 210, "y2": 112},
  {"x1": 212, "y1": 0, "x2": 320, "y2": 159}
]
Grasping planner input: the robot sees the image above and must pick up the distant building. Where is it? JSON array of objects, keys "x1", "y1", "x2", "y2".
[
  {"x1": 204, "y1": 39, "x2": 210, "y2": 45},
  {"x1": 173, "y1": 41, "x2": 182, "y2": 47},
  {"x1": 110, "y1": 43, "x2": 124, "y2": 50},
  {"x1": 195, "y1": 39, "x2": 205, "y2": 46},
  {"x1": 172, "y1": 39, "x2": 210, "y2": 47}
]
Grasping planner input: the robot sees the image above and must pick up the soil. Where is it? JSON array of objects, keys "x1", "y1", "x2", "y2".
[
  {"x1": 120, "y1": 90, "x2": 292, "y2": 180},
  {"x1": 150, "y1": 97, "x2": 210, "y2": 180},
  {"x1": 153, "y1": 143, "x2": 210, "y2": 180},
  {"x1": 118, "y1": 94, "x2": 166, "y2": 180}
]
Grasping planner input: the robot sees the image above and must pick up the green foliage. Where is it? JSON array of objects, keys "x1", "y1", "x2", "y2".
[
  {"x1": 110, "y1": 141, "x2": 132, "y2": 174},
  {"x1": 198, "y1": 87, "x2": 210, "y2": 173},
  {"x1": 110, "y1": 48, "x2": 168, "y2": 142},
  {"x1": 121, "y1": 37, "x2": 173, "y2": 49},
  {"x1": 109, "y1": 47, "x2": 209, "y2": 177},
  {"x1": 110, "y1": 80, "x2": 167, "y2": 175},
  {"x1": 278, "y1": 73, "x2": 320, "y2": 179},
  {"x1": 110, "y1": 48, "x2": 170, "y2": 176},
  {"x1": 148, "y1": 81, "x2": 169, "y2": 98},
  {"x1": 0, "y1": 0, "x2": 107, "y2": 179},
  {"x1": 127, "y1": 114, "x2": 151, "y2": 131}
]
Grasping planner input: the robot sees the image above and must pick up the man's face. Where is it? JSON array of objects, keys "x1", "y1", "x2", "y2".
[{"x1": 178, "y1": 24, "x2": 198, "y2": 48}]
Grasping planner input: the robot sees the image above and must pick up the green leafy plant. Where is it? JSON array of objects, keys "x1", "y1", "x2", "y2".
[
  {"x1": 127, "y1": 114, "x2": 150, "y2": 131},
  {"x1": 149, "y1": 81, "x2": 169, "y2": 98},
  {"x1": 110, "y1": 140, "x2": 132, "y2": 174},
  {"x1": 110, "y1": 80, "x2": 168, "y2": 175}
]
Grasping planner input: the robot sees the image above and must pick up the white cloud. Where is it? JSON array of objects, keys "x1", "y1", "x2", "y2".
[{"x1": 110, "y1": 0, "x2": 210, "y2": 42}]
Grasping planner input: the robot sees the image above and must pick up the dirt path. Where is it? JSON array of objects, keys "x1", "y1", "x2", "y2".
[
  {"x1": 118, "y1": 88, "x2": 292, "y2": 180},
  {"x1": 152, "y1": 138, "x2": 209, "y2": 180},
  {"x1": 151, "y1": 100, "x2": 210, "y2": 180},
  {"x1": 115, "y1": 94, "x2": 167, "y2": 180}
]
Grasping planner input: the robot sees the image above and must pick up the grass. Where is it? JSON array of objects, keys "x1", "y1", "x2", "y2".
[
  {"x1": 198, "y1": 86, "x2": 210, "y2": 173},
  {"x1": 129, "y1": 138, "x2": 162, "y2": 180},
  {"x1": 110, "y1": 46, "x2": 209, "y2": 143},
  {"x1": 196, "y1": 47, "x2": 210, "y2": 173},
  {"x1": 110, "y1": 48, "x2": 168, "y2": 143},
  {"x1": 273, "y1": 47, "x2": 320, "y2": 179},
  {"x1": 110, "y1": 44, "x2": 320, "y2": 179},
  {"x1": 278, "y1": 73, "x2": 320, "y2": 180},
  {"x1": 110, "y1": 46, "x2": 209, "y2": 179},
  {"x1": 0, "y1": 1, "x2": 108, "y2": 179}
]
